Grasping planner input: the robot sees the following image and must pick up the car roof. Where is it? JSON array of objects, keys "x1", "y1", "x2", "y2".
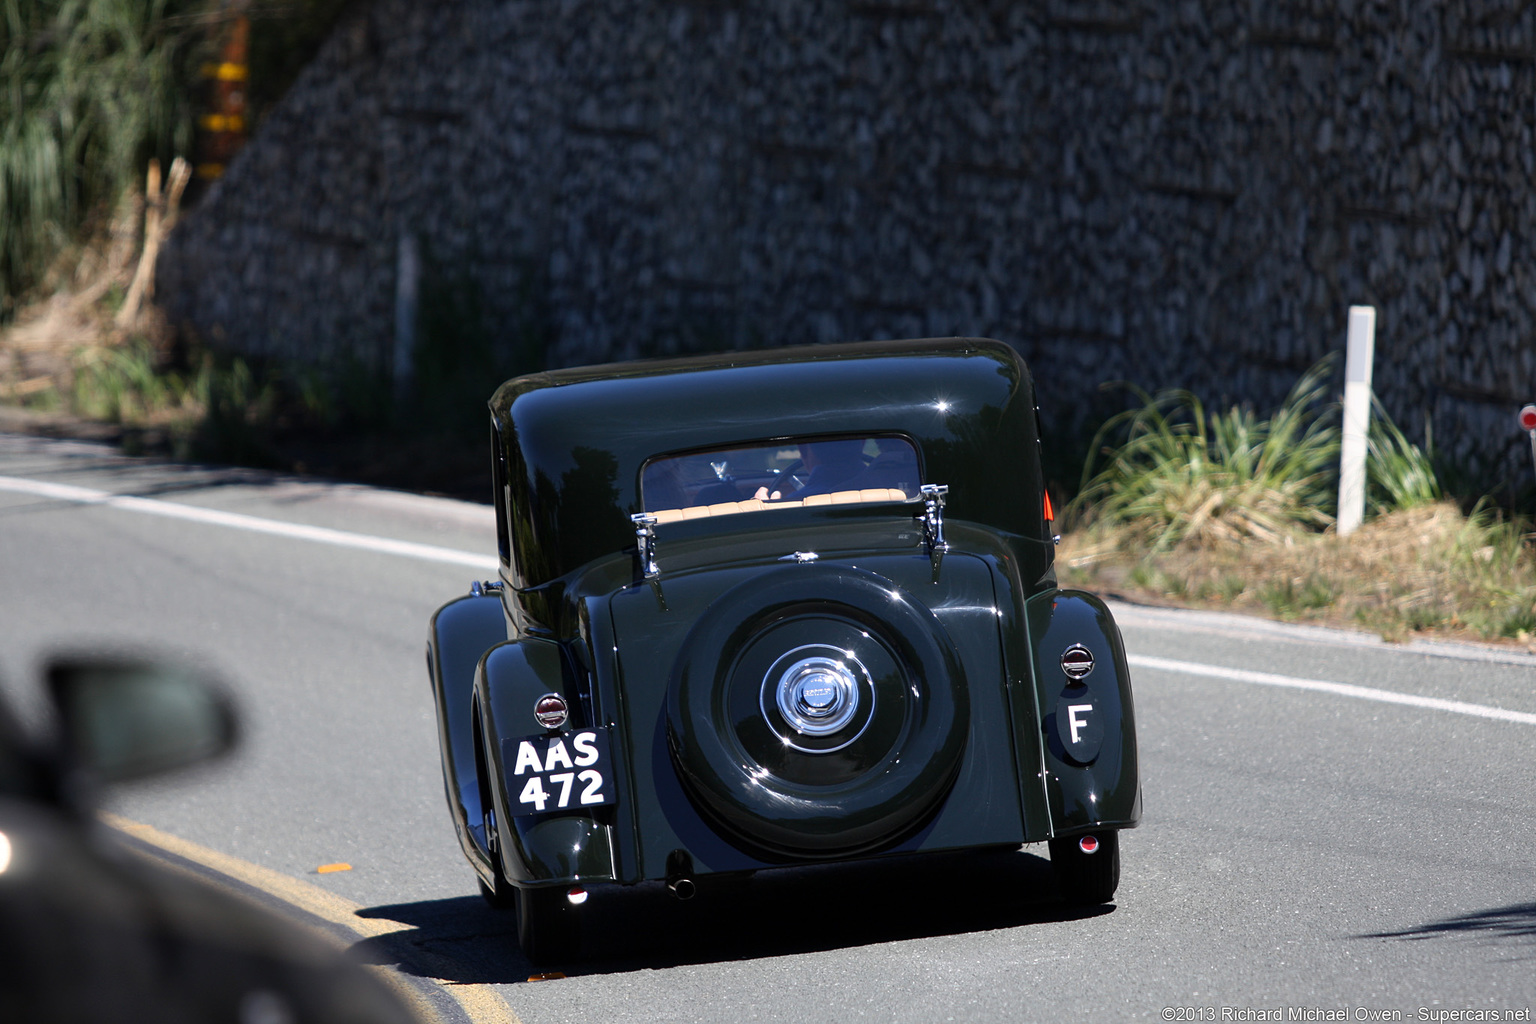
[{"x1": 490, "y1": 338, "x2": 1047, "y2": 588}]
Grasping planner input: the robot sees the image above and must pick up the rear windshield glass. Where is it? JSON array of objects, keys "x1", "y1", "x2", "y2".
[{"x1": 641, "y1": 436, "x2": 921, "y2": 522}]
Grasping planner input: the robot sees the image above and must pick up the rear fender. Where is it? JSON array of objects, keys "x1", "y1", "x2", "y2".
[
  {"x1": 427, "y1": 594, "x2": 509, "y2": 873},
  {"x1": 476, "y1": 639, "x2": 618, "y2": 887},
  {"x1": 1025, "y1": 590, "x2": 1141, "y2": 836}
]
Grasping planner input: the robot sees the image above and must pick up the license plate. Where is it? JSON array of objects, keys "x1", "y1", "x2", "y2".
[{"x1": 501, "y1": 728, "x2": 616, "y2": 815}]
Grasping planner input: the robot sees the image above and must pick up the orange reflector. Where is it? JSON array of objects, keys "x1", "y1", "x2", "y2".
[
  {"x1": 527, "y1": 972, "x2": 567, "y2": 982},
  {"x1": 316, "y1": 863, "x2": 352, "y2": 874},
  {"x1": 200, "y1": 61, "x2": 249, "y2": 81},
  {"x1": 1043, "y1": 490, "x2": 1055, "y2": 522},
  {"x1": 199, "y1": 114, "x2": 246, "y2": 133}
]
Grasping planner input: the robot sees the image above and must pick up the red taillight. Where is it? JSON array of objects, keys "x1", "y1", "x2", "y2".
[
  {"x1": 1043, "y1": 490, "x2": 1055, "y2": 523},
  {"x1": 1079, "y1": 835, "x2": 1099, "y2": 855},
  {"x1": 534, "y1": 693, "x2": 570, "y2": 730}
]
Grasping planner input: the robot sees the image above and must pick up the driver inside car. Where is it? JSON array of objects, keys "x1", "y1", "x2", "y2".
[{"x1": 754, "y1": 439, "x2": 867, "y2": 501}]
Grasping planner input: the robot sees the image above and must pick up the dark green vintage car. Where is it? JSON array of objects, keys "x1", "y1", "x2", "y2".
[{"x1": 427, "y1": 337, "x2": 1140, "y2": 962}]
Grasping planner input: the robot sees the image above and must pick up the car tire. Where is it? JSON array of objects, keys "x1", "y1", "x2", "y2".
[
  {"x1": 472, "y1": 712, "x2": 519, "y2": 911},
  {"x1": 1049, "y1": 832, "x2": 1121, "y2": 905},
  {"x1": 669, "y1": 564, "x2": 969, "y2": 857},
  {"x1": 478, "y1": 877, "x2": 516, "y2": 911},
  {"x1": 517, "y1": 886, "x2": 579, "y2": 964}
]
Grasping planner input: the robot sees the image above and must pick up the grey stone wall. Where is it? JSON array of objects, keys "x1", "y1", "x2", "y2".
[{"x1": 159, "y1": 0, "x2": 1536, "y2": 490}]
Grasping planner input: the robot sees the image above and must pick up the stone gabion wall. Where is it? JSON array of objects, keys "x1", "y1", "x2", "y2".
[{"x1": 159, "y1": 0, "x2": 1536, "y2": 490}]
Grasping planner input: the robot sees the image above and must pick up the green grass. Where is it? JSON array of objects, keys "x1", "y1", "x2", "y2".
[
  {"x1": 65, "y1": 336, "x2": 293, "y2": 463},
  {"x1": 1, "y1": 0, "x2": 211, "y2": 315},
  {"x1": 1069, "y1": 356, "x2": 1455, "y2": 553},
  {"x1": 31, "y1": 321, "x2": 530, "y2": 495},
  {"x1": 1, "y1": 0, "x2": 357, "y2": 318},
  {"x1": 1195, "y1": 574, "x2": 1247, "y2": 603},
  {"x1": 72, "y1": 339, "x2": 186, "y2": 421},
  {"x1": 1258, "y1": 575, "x2": 1337, "y2": 618},
  {"x1": 1366, "y1": 395, "x2": 1441, "y2": 513},
  {"x1": 1068, "y1": 358, "x2": 1341, "y2": 551},
  {"x1": 1063, "y1": 497, "x2": 1536, "y2": 645},
  {"x1": 1060, "y1": 359, "x2": 1536, "y2": 644}
]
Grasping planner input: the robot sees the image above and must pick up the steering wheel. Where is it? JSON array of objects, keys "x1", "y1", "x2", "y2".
[{"x1": 765, "y1": 460, "x2": 806, "y2": 499}]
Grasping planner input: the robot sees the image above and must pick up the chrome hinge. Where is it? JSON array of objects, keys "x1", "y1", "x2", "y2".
[
  {"x1": 919, "y1": 483, "x2": 949, "y2": 579},
  {"x1": 630, "y1": 513, "x2": 659, "y2": 579},
  {"x1": 919, "y1": 484, "x2": 949, "y2": 554},
  {"x1": 470, "y1": 580, "x2": 504, "y2": 597}
]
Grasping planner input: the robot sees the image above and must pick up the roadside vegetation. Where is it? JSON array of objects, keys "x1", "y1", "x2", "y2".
[
  {"x1": 0, "y1": 0, "x2": 204, "y2": 318},
  {"x1": 0, "y1": 0, "x2": 494, "y2": 494},
  {"x1": 1059, "y1": 359, "x2": 1536, "y2": 648},
  {"x1": 4, "y1": 299, "x2": 500, "y2": 497},
  {"x1": 1, "y1": 0, "x2": 352, "y2": 316}
]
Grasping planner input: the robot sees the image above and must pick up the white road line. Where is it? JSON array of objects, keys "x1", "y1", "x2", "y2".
[
  {"x1": 1130, "y1": 653, "x2": 1536, "y2": 726},
  {"x1": 8, "y1": 471, "x2": 1530, "y2": 733},
  {"x1": 0, "y1": 475, "x2": 500, "y2": 571},
  {"x1": 1111, "y1": 600, "x2": 1536, "y2": 669}
]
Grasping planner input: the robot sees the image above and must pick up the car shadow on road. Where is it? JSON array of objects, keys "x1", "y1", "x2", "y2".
[
  {"x1": 1357, "y1": 902, "x2": 1536, "y2": 959},
  {"x1": 350, "y1": 845, "x2": 1113, "y2": 984}
]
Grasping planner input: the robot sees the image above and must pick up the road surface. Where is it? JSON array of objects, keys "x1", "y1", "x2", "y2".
[{"x1": 2, "y1": 434, "x2": 1533, "y2": 1023}]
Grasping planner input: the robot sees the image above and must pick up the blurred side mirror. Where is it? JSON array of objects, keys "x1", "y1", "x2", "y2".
[{"x1": 48, "y1": 658, "x2": 237, "y2": 784}]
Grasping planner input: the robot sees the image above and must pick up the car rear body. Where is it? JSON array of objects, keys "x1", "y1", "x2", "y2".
[{"x1": 427, "y1": 337, "x2": 1140, "y2": 957}]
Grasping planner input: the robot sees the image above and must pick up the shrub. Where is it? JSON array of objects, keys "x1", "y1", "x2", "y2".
[
  {"x1": 1070, "y1": 356, "x2": 1452, "y2": 553},
  {"x1": 0, "y1": 0, "x2": 211, "y2": 314},
  {"x1": 1069, "y1": 359, "x2": 1340, "y2": 550}
]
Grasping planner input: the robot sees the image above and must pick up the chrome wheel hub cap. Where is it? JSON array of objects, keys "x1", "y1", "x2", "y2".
[{"x1": 774, "y1": 655, "x2": 861, "y2": 736}]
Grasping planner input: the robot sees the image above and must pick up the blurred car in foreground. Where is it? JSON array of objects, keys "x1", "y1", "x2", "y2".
[{"x1": 0, "y1": 655, "x2": 419, "y2": 1023}]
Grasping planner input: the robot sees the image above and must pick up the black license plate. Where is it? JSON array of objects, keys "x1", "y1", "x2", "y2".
[{"x1": 501, "y1": 728, "x2": 616, "y2": 815}]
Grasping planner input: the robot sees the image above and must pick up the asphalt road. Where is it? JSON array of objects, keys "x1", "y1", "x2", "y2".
[{"x1": 3, "y1": 433, "x2": 1534, "y2": 1023}]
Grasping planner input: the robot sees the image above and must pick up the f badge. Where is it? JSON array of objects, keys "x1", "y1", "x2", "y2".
[
  {"x1": 1054, "y1": 693, "x2": 1104, "y2": 764},
  {"x1": 1067, "y1": 703, "x2": 1094, "y2": 744}
]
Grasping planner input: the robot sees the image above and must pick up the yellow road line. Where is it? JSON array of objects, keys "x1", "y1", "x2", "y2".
[{"x1": 104, "y1": 814, "x2": 521, "y2": 1024}]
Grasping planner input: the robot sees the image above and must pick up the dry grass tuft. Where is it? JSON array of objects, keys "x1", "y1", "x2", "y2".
[
  {"x1": 1060, "y1": 500, "x2": 1536, "y2": 648},
  {"x1": 0, "y1": 197, "x2": 137, "y2": 400}
]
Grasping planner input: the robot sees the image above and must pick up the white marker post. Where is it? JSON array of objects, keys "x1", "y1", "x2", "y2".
[{"x1": 1337, "y1": 306, "x2": 1376, "y2": 537}]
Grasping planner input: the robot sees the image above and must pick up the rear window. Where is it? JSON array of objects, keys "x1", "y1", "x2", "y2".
[{"x1": 640, "y1": 436, "x2": 921, "y2": 523}]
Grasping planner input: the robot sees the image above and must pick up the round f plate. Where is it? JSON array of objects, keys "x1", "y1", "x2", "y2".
[{"x1": 1054, "y1": 693, "x2": 1103, "y2": 764}]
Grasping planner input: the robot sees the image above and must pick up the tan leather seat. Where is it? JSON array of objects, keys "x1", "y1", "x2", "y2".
[{"x1": 648, "y1": 488, "x2": 908, "y2": 524}]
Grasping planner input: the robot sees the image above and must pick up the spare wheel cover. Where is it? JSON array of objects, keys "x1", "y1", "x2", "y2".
[{"x1": 668, "y1": 564, "x2": 968, "y2": 856}]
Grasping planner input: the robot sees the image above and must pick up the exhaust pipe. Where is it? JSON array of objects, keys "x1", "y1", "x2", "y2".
[{"x1": 665, "y1": 849, "x2": 695, "y2": 900}]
